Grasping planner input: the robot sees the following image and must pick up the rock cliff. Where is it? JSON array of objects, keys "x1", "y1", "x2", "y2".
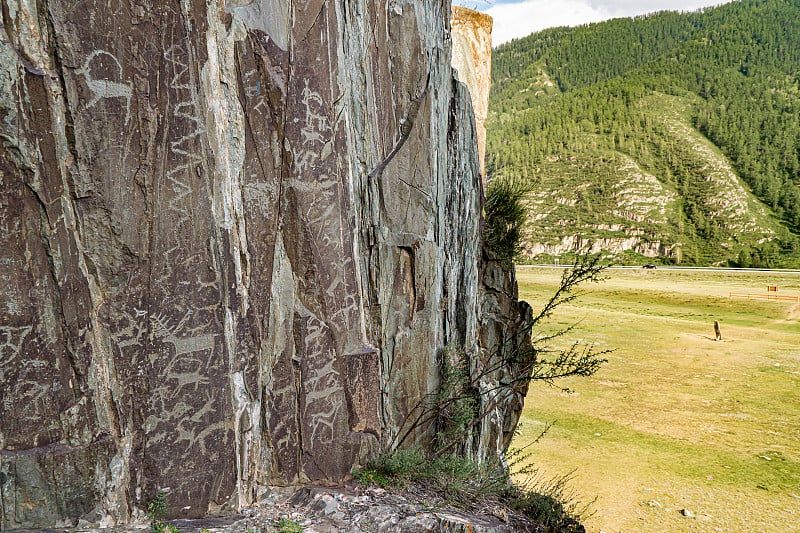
[
  {"x1": 450, "y1": 6, "x2": 492, "y2": 175},
  {"x1": 0, "y1": 0, "x2": 530, "y2": 529}
]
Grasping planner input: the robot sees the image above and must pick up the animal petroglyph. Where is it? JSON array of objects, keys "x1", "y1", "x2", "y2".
[
  {"x1": 294, "y1": 81, "x2": 331, "y2": 173},
  {"x1": 151, "y1": 311, "x2": 215, "y2": 357},
  {"x1": 77, "y1": 50, "x2": 133, "y2": 124},
  {"x1": 0, "y1": 326, "x2": 33, "y2": 374},
  {"x1": 0, "y1": 325, "x2": 33, "y2": 355},
  {"x1": 112, "y1": 308, "x2": 215, "y2": 357},
  {"x1": 245, "y1": 80, "x2": 261, "y2": 98},
  {"x1": 0, "y1": 326, "x2": 50, "y2": 414}
]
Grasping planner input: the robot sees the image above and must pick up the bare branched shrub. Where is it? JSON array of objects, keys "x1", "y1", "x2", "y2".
[{"x1": 359, "y1": 255, "x2": 608, "y2": 531}]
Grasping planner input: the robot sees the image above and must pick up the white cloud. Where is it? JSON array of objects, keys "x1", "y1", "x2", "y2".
[
  {"x1": 485, "y1": 1, "x2": 613, "y2": 45},
  {"x1": 473, "y1": 0, "x2": 736, "y2": 45}
]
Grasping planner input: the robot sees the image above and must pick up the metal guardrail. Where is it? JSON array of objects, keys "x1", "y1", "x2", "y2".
[{"x1": 729, "y1": 292, "x2": 800, "y2": 302}]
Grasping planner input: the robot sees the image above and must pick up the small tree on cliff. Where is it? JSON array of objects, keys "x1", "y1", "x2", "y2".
[{"x1": 483, "y1": 176, "x2": 533, "y2": 264}]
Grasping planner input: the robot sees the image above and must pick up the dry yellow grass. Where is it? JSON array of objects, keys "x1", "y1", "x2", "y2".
[{"x1": 514, "y1": 267, "x2": 800, "y2": 533}]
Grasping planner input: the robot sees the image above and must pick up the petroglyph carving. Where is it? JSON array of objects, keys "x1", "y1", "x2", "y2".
[
  {"x1": 0, "y1": 326, "x2": 50, "y2": 415},
  {"x1": 151, "y1": 311, "x2": 215, "y2": 356},
  {"x1": 294, "y1": 81, "x2": 332, "y2": 173},
  {"x1": 77, "y1": 51, "x2": 133, "y2": 124},
  {"x1": 301, "y1": 82, "x2": 328, "y2": 144},
  {"x1": 245, "y1": 80, "x2": 261, "y2": 98},
  {"x1": 163, "y1": 45, "x2": 206, "y2": 233},
  {"x1": 0, "y1": 325, "x2": 33, "y2": 356},
  {"x1": 0, "y1": 326, "x2": 34, "y2": 374}
]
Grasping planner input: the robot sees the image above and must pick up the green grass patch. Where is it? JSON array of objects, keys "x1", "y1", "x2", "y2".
[
  {"x1": 524, "y1": 409, "x2": 800, "y2": 493},
  {"x1": 277, "y1": 519, "x2": 303, "y2": 533},
  {"x1": 514, "y1": 267, "x2": 800, "y2": 532}
]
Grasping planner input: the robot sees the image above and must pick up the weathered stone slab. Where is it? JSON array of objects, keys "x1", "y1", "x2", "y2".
[
  {"x1": 0, "y1": 438, "x2": 115, "y2": 529},
  {"x1": 452, "y1": 6, "x2": 493, "y2": 176}
]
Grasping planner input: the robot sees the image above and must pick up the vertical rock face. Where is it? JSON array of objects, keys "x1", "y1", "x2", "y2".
[
  {"x1": 450, "y1": 6, "x2": 493, "y2": 175},
  {"x1": 0, "y1": 0, "x2": 529, "y2": 529}
]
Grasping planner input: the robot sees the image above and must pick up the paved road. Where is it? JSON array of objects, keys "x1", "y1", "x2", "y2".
[{"x1": 517, "y1": 264, "x2": 800, "y2": 274}]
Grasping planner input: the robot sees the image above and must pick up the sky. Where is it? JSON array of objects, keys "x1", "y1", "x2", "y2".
[{"x1": 454, "y1": 0, "x2": 737, "y2": 45}]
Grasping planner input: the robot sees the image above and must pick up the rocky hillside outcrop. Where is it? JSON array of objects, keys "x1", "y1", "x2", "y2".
[
  {"x1": 0, "y1": 0, "x2": 529, "y2": 529},
  {"x1": 488, "y1": 3, "x2": 800, "y2": 266}
]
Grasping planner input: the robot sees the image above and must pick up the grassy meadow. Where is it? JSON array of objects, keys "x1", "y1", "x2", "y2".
[{"x1": 513, "y1": 267, "x2": 800, "y2": 533}]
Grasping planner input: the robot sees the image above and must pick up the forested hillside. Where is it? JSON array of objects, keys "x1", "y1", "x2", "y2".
[{"x1": 487, "y1": 0, "x2": 800, "y2": 266}]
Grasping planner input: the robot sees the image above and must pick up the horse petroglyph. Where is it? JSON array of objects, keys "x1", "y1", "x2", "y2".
[{"x1": 77, "y1": 50, "x2": 133, "y2": 124}]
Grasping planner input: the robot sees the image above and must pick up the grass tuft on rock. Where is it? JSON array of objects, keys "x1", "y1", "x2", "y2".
[
  {"x1": 354, "y1": 446, "x2": 588, "y2": 532},
  {"x1": 277, "y1": 518, "x2": 304, "y2": 533}
]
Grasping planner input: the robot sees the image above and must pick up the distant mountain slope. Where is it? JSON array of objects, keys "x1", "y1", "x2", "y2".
[{"x1": 487, "y1": 0, "x2": 800, "y2": 266}]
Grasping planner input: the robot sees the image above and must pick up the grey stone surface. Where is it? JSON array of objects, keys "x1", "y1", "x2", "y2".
[
  {"x1": 0, "y1": 0, "x2": 531, "y2": 528},
  {"x1": 9, "y1": 485, "x2": 526, "y2": 532}
]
